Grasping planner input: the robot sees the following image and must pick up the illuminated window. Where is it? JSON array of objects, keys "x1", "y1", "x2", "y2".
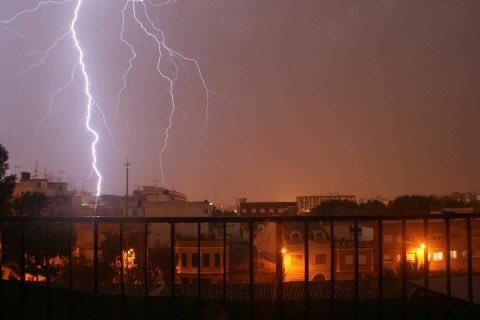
[
  {"x1": 450, "y1": 251, "x2": 458, "y2": 260},
  {"x1": 407, "y1": 253, "x2": 416, "y2": 262},
  {"x1": 315, "y1": 254, "x2": 327, "y2": 265},
  {"x1": 260, "y1": 208, "x2": 265, "y2": 214},
  {"x1": 461, "y1": 251, "x2": 468, "y2": 258},
  {"x1": 383, "y1": 254, "x2": 392, "y2": 262},
  {"x1": 291, "y1": 255, "x2": 303, "y2": 266},
  {"x1": 433, "y1": 252, "x2": 443, "y2": 261},
  {"x1": 345, "y1": 255, "x2": 353, "y2": 265}
]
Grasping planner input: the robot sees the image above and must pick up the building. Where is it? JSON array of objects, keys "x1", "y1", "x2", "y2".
[
  {"x1": 134, "y1": 186, "x2": 187, "y2": 203},
  {"x1": 296, "y1": 195, "x2": 356, "y2": 214},
  {"x1": 13, "y1": 171, "x2": 73, "y2": 215},
  {"x1": 175, "y1": 237, "x2": 228, "y2": 285},
  {"x1": 282, "y1": 222, "x2": 375, "y2": 281},
  {"x1": 237, "y1": 198, "x2": 297, "y2": 216}
]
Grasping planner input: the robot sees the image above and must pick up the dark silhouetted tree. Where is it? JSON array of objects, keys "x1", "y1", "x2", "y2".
[
  {"x1": 13, "y1": 191, "x2": 48, "y2": 216},
  {"x1": 0, "y1": 144, "x2": 16, "y2": 215},
  {"x1": 311, "y1": 200, "x2": 358, "y2": 216}
]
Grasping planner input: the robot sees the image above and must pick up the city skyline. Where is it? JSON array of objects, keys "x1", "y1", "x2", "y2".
[{"x1": 1, "y1": 0, "x2": 480, "y2": 203}]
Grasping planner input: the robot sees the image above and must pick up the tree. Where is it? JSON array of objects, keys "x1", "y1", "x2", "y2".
[
  {"x1": 358, "y1": 200, "x2": 387, "y2": 215},
  {"x1": 0, "y1": 144, "x2": 16, "y2": 215},
  {"x1": 311, "y1": 199, "x2": 358, "y2": 216},
  {"x1": 13, "y1": 191, "x2": 49, "y2": 216},
  {"x1": 387, "y1": 195, "x2": 441, "y2": 215}
]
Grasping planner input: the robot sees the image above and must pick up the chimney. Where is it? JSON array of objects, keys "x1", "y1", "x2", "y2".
[{"x1": 20, "y1": 172, "x2": 31, "y2": 182}]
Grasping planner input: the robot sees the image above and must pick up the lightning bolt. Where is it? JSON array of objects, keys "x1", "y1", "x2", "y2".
[
  {"x1": 71, "y1": 0, "x2": 102, "y2": 198},
  {"x1": 119, "y1": 0, "x2": 211, "y2": 187},
  {"x1": 1, "y1": 0, "x2": 103, "y2": 199},
  {"x1": 3, "y1": 0, "x2": 213, "y2": 197}
]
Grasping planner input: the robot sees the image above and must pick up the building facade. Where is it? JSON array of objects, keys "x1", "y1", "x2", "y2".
[{"x1": 296, "y1": 195, "x2": 356, "y2": 214}]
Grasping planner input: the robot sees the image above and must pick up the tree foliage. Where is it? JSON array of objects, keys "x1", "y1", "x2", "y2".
[
  {"x1": 312, "y1": 194, "x2": 480, "y2": 216},
  {"x1": 0, "y1": 144, "x2": 16, "y2": 215},
  {"x1": 13, "y1": 191, "x2": 49, "y2": 216}
]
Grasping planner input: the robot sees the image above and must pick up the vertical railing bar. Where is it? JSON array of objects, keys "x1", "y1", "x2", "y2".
[
  {"x1": 423, "y1": 218, "x2": 429, "y2": 320},
  {"x1": 93, "y1": 219, "x2": 99, "y2": 319},
  {"x1": 0, "y1": 222, "x2": 3, "y2": 319},
  {"x1": 20, "y1": 221, "x2": 26, "y2": 320},
  {"x1": 248, "y1": 222, "x2": 254, "y2": 312},
  {"x1": 330, "y1": 221, "x2": 335, "y2": 319},
  {"x1": 304, "y1": 221, "x2": 309, "y2": 302},
  {"x1": 119, "y1": 221, "x2": 125, "y2": 313},
  {"x1": 45, "y1": 221, "x2": 51, "y2": 319},
  {"x1": 223, "y1": 221, "x2": 227, "y2": 305},
  {"x1": 143, "y1": 222, "x2": 148, "y2": 314},
  {"x1": 275, "y1": 221, "x2": 283, "y2": 306},
  {"x1": 68, "y1": 221, "x2": 73, "y2": 320},
  {"x1": 401, "y1": 219, "x2": 407, "y2": 320},
  {"x1": 197, "y1": 222, "x2": 201, "y2": 302},
  {"x1": 354, "y1": 218, "x2": 359, "y2": 319},
  {"x1": 377, "y1": 219, "x2": 383, "y2": 320},
  {"x1": 170, "y1": 222, "x2": 176, "y2": 318},
  {"x1": 445, "y1": 217, "x2": 451, "y2": 319},
  {"x1": 466, "y1": 218, "x2": 473, "y2": 303}
]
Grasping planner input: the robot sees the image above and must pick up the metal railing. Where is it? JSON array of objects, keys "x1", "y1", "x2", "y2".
[{"x1": 0, "y1": 213, "x2": 479, "y2": 319}]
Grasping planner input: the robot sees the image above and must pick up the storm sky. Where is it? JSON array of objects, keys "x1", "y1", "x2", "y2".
[{"x1": 1, "y1": 0, "x2": 479, "y2": 203}]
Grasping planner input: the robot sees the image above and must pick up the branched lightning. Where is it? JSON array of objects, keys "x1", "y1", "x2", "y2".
[
  {"x1": 2, "y1": 0, "x2": 213, "y2": 196},
  {"x1": 119, "y1": 0, "x2": 211, "y2": 187},
  {"x1": 1, "y1": 0, "x2": 103, "y2": 198}
]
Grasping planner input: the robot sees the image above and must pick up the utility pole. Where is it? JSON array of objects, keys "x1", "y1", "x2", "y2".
[{"x1": 125, "y1": 159, "x2": 130, "y2": 217}]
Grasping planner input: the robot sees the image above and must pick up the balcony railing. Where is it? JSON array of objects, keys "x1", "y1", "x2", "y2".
[{"x1": 0, "y1": 213, "x2": 479, "y2": 319}]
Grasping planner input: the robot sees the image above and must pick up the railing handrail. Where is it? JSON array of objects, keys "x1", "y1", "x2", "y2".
[{"x1": 0, "y1": 212, "x2": 479, "y2": 223}]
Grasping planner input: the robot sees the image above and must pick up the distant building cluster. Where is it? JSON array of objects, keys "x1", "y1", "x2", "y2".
[{"x1": 11, "y1": 169, "x2": 480, "y2": 290}]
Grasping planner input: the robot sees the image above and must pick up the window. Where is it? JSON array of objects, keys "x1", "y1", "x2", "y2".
[
  {"x1": 182, "y1": 254, "x2": 187, "y2": 267},
  {"x1": 202, "y1": 253, "x2": 211, "y2": 267},
  {"x1": 345, "y1": 255, "x2": 353, "y2": 265},
  {"x1": 461, "y1": 251, "x2": 468, "y2": 258},
  {"x1": 407, "y1": 253, "x2": 416, "y2": 262},
  {"x1": 291, "y1": 255, "x2": 303, "y2": 266},
  {"x1": 313, "y1": 231, "x2": 324, "y2": 241},
  {"x1": 433, "y1": 252, "x2": 443, "y2": 261},
  {"x1": 192, "y1": 253, "x2": 199, "y2": 267},
  {"x1": 383, "y1": 235, "x2": 393, "y2": 243},
  {"x1": 214, "y1": 253, "x2": 220, "y2": 267},
  {"x1": 359, "y1": 254, "x2": 367, "y2": 265},
  {"x1": 36, "y1": 182, "x2": 41, "y2": 188},
  {"x1": 259, "y1": 208, "x2": 265, "y2": 214},
  {"x1": 251, "y1": 208, "x2": 257, "y2": 214},
  {"x1": 450, "y1": 251, "x2": 458, "y2": 260},
  {"x1": 241, "y1": 208, "x2": 247, "y2": 214},
  {"x1": 473, "y1": 250, "x2": 480, "y2": 258},
  {"x1": 290, "y1": 231, "x2": 302, "y2": 242},
  {"x1": 383, "y1": 254, "x2": 392, "y2": 262},
  {"x1": 315, "y1": 254, "x2": 327, "y2": 265}
]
